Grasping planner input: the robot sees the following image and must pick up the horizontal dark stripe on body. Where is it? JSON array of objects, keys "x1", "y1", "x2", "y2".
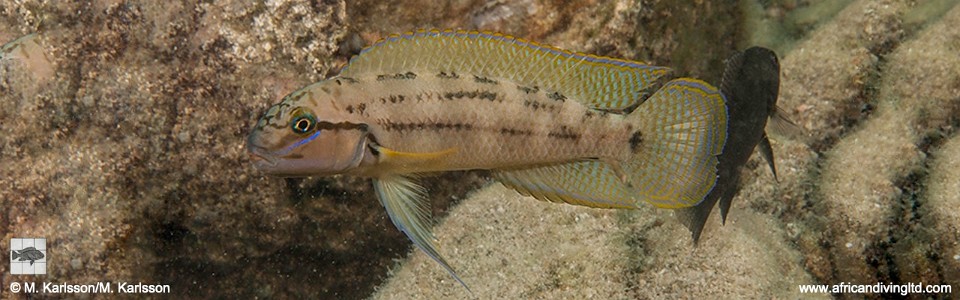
[
  {"x1": 436, "y1": 71, "x2": 460, "y2": 79},
  {"x1": 547, "y1": 125, "x2": 581, "y2": 140},
  {"x1": 473, "y1": 75, "x2": 498, "y2": 85},
  {"x1": 377, "y1": 120, "x2": 583, "y2": 141},
  {"x1": 377, "y1": 72, "x2": 418, "y2": 81},
  {"x1": 443, "y1": 90, "x2": 499, "y2": 101},
  {"x1": 380, "y1": 121, "x2": 475, "y2": 132}
]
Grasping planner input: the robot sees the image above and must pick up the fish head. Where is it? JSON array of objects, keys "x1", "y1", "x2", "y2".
[{"x1": 246, "y1": 81, "x2": 370, "y2": 177}]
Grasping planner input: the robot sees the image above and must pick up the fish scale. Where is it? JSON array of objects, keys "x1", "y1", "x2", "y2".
[{"x1": 337, "y1": 73, "x2": 634, "y2": 172}]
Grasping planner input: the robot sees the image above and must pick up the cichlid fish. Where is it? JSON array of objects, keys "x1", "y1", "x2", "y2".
[
  {"x1": 247, "y1": 29, "x2": 732, "y2": 289},
  {"x1": 12, "y1": 247, "x2": 45, "y2": 265},
  {"x1": 675, "y1": 47, "x2": 784, "y2": 242}
]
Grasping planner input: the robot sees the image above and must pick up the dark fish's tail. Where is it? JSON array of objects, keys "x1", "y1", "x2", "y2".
[
  {"x1": 675, "y1": 47, "x2": 781, "y2": 243},
  {"x1": 12, "y1": 250, "x2": 21, "y2": 260}
]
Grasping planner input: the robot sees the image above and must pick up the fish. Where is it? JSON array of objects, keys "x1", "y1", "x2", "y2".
[
  {"x1": 675, "y1": 47, "x2": 785, "y2": 242},
  {"x1": 12, "y1": 246, "x2": 45, "y2": 265},
  {"x1": 247, "y1": 29, "x2": 731, "y2": 290}
]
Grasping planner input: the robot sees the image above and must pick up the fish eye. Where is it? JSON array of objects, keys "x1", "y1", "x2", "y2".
[{"x1": 290, "y1": 114, "x2": 317, "y2": 134}]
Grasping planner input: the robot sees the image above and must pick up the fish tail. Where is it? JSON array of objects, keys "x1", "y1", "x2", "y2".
[
  {"x1": 12, "y1": 250, "x2": 20, "y2": 260},
  {"x1": 622, "y1": 78, "x2": 728, "y2": 209}
]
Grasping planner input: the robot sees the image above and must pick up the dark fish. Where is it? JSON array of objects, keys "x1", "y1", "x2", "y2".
[
  {"x1": 676, "y1": 47, "x2": 782, "y2": 243},
  {"x1": 12, "y1": 246, "x2": 45, "y2": 265}
]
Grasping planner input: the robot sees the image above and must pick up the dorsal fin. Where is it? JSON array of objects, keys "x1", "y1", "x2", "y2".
[{"x1": 341, "y1": 29, "x2": 673, "y2": 111}]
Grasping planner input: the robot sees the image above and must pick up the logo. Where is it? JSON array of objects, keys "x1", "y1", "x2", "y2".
[{"x1": 10, "y1": 238, "x2": 46, "y2": 275}]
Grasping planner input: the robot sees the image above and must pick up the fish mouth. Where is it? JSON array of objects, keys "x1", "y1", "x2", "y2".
[{"x1": 247, "y1": 145, "x2": 279, "y2": 168}]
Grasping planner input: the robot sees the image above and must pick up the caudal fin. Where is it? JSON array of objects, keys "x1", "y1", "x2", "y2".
[
  {"x1": 495, "y1": 78, "x2": 727, "y2": 211},
  {"x1": 623, "y1": 78, "x2": 728, "y2": 209},
  {"x1": 492, "y1": 78, "x2": 726, "y2": 218},
  {"x1": 12, "y1": 250, "x2": 20, "y2": 260}
]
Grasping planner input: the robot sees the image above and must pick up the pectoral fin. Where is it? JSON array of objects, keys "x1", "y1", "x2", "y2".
[
  {"x1": 372, "y1": 175, "x2": 470, "y2": 292},
  {"x1": 767, "y1": 106, "x2": 805, "y2": 140}
]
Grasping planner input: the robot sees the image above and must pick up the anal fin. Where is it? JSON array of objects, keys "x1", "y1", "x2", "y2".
[
  {"x1": 494, "y1": 160, "x2": 640, "y2": 209},
  {"x1": 373, "y1": 175, "x2": 470, "y2": 292}
]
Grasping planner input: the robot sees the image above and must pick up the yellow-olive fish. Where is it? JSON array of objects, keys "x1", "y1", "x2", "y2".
[{"x1": 247, "y1": 29, "x2": 730, "y2": 289}]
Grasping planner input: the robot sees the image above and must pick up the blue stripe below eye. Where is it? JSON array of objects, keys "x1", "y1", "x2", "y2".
[{"x1": 277, "y1": 130, "x2": 322, "y2": 156}]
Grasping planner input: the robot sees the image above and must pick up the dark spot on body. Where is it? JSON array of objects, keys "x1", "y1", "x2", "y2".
[
  {"x1": 548, "y1": 125, "x2": 580, "y2": 140},
  {"x1": 444, "y1": 91, "x2": 469, "y2": 100},
  {"x1": 437, "y1": 71, "x2": 460, "y2": 79},
  {"x1": 377, "y1": 72, "x2": 418, "y2": 81},
  {"x1": 479, "y1": 91, "x2": 497, "y2": 101},
  {"x1": 500, "y1": 128, "x2": 533, "y2": 136},
  {"x1": 379, "y1": 95, "x2": 406, "y2": 104},
  {"x1": 357, "y1": 103, "x2": 367, "y2": 115},
  {"x1": 443, "y1": 90, "x2": 498, "y2": 101},
  {"x1": 583, "y1": 111, "x2": 595, "y2": 120},
  {"x1": 548, "y1": 92, "x2": 567, "y2": 102},
  {"x1": 582, "y1": 110, "x2": 612, "y2": 121},
  {"x1": 517, "y1": 85, "x2": 539, "y2": 94},
  {"x1": 345, "y1": 105, "x2": 354, "y2": 114},
  {"x1": 524, "y1": 100, "x2": 540, "y2": 110},
  {"x1": 473, "y1": 75, "x2": 498, "y2": 85},
  {"x1": 340, "y1": 77, "x2": 359, "y2": 84},
  {"x1": 629, "y1": 130, "x2": 643, "y2": 152},
  {"x1": 524, "y1": 99, "x2": 558, "y2": 113}
]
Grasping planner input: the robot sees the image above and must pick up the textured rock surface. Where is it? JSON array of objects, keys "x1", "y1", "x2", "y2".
[{"x1": 1, "y1": 0, "x2": 958, "y2": 299}]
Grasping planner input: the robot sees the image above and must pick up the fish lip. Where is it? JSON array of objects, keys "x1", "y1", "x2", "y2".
[{"x1": 247, "y1": 145, "x2": 278, "y2": 168}]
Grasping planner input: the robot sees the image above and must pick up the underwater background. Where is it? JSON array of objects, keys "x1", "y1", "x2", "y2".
[{"x1": 1, "y1": 0, "x2": 958, "y2": 298}]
